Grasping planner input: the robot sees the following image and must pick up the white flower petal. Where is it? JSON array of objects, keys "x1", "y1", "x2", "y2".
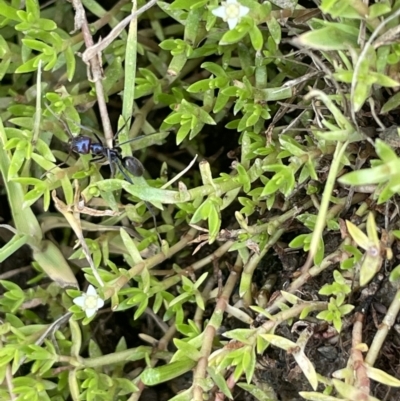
[
  {"x1": 73, "y1": 296, "x2": 86, "y2": 307},
  {"x1": 227, "y1": 17, "x2": 239, "y2": 30},
  {"x1": 96, "y1": 298, "x2": 105, "y2": 309},
  {"x1": 86, "y1": 285, "x2": 97, "y2": 296},
  {"x1": 226, "y1": 0, "x2": 237, "y2": 4},
  {"x1": 212, "y1": 6, "x2": 227, "y2": 19},
  {"x1": 85, "y1": 308, "x2": 97, "y2": 318},
  {"x1": 239, "y1": 5, "x2": 249, "y2": 17}
]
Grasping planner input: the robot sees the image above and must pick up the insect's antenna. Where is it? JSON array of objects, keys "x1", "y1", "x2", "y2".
[
  {"x1": 44, "y1": 103, "x2": 74, "y2": 140},
  {"x1": 114, "y1": 115, "x2": 132, "y2": 142},
  {"x1": 40, "y1": 104, "x2": 76, "y2": 178},
  {"x1": 61, "y1": 113, "x2": 105, "y2": 139},
  {"x1": 117, "y1": 131, "x2": 170, "y2": 148},
  {"x1": 117, "y1": 134, "x2": 148, "y2": 147},
  {"x1": 92, "y1": 131, "x2": 104, "y2": 145},
  {"x1": 45, "y1": 104, "x2": 102, "y2": 142}
]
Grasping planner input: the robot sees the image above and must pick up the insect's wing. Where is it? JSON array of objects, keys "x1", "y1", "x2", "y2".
[
  {"x1": 124, "y1": 156, "x2": 145, "y2": 177},
  {"x1": 118, "y1": 131, "x2": 170, "y2": 150}
]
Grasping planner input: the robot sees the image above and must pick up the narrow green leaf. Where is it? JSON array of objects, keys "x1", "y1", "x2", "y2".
[
  {"x1": 295, "y1": 27, "x2": 357, "y2": 50},
  {"x1": 0, "y1": 235, "x2": 29, "y2": 263},
  {"x1": 208, "y1": 367, "x2": 233, "y2": 399},
  {"x1": 141, "y1": 359, "x2": 196, "y2": 385},
  {"x1": 64, "y1": 46, "x2": 76, "y2": 82}
]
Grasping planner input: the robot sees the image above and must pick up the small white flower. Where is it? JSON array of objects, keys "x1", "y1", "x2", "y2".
[
  {"x1": 212, "y1": 0, "x2": 250, "y2": 30},
  {"x1": 73, "y1": 285, "x2": 104, "y2": 318}
]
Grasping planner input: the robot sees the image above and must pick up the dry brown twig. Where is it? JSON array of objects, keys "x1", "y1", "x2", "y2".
[
  {"x1": 192, "y1": 255, "x2": 244, "y2": 401},
  {"x1": 69, "y1": 0, "x2": 161, "y2": 146},
  {"x1": 70, "y1": 0, "x2": 114, "y2": 148},
  {"x1": 128, "y1": 321, "x2": 177, "y2": 401},
  {"x1": 349, "y1": 312, "x2": 370, "y2": 399},
  {"x1": 51, "y1": 181, "x2": 104, "y2": 287},
  {"x1": 81, "y1": 0, "x2": 159, "y2": 65}
]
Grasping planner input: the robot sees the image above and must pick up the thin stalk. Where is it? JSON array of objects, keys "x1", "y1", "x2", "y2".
[
  {"x1": 266, "y1": 240, "x2": 350, "y2": 315},
  {"x1": 81, "y1": 0, "x2": 159, "y2": 63},
  {"x1": 365, "y1": 287, "x2": 400, "y2": 366},
  {"x1": 70, "y1": 0, "x2": 113, "y2": 148},
  {"x1": 103, "y1": 228, "x2": 198, "y2": 299},
  {"x1": 156, "y1": 240, "x2": 235, "y2": 292},
  {"x1": 193, "y1": 276, "x2": 216, "y2": 330},
  {"x1": 192, "y1": 255, "x2": 243, "y2": 401},
  {"x1": 120, "y1": 0, "x2": 138, "y2": 156},
  {"x1": 258, "y1": 301, "x2": 328, "y2": 336},
  {"x1": 128, "y1": 321, "x2": 177, "y2": 401},
  {"x1": 301, "y1": 140, "x2": 349, "y2": 274},
  {"x1": 240, "y1": 229, "x2": 285, "y2": 306}
]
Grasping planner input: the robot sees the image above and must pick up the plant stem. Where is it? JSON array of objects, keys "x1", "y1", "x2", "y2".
[
  {"x1": 301, "y1": 140, "x2": 349, "y2": 273},
  {"x1": 192, "y1": 255, "x2": 243, "y2": 401}
]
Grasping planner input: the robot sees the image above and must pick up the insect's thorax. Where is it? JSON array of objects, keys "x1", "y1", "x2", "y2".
[{"x1": 90, "y1": 142, "x2": 104, "y2": 156}]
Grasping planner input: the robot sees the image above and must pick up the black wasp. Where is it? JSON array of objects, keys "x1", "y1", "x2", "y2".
[
  {"x1": 47, "y1": 106, "x2": 168, "y2": 183},
  {"x1": 69, "y1": 131, "x2": 146, "y2": 183},
  {"x1": 46, "y1": 108, "x2": 168, "y2": 241}
]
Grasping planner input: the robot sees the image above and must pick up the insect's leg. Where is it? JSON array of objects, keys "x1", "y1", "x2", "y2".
[
  {"x1": 114, "y1": 154, "x2": 161, "y2": 242},
  {"x1": 91, "y1": 131, "x2": 104, "y2": 145},
  {"x1": 105, "y1": 149, "x2": 118, "y2": 180},
  {"x1": 145, "y1": 201, "x2": 162, "y2": 244},
  {"x1": 114, "y1": 157, "x2": 133, "y2": 184},
  {"x1": 110, "y1": 161, "x2": 117, "y2": 178},
  {"x1": 44, "y1": 103, "x2": 74, "y2": 140},
  {"x1": 89, "y1": 156, "x2": 106, "y2": 164},
  {"x1": 40, "y1": 148, "x2": 75, "y2": 179}
]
